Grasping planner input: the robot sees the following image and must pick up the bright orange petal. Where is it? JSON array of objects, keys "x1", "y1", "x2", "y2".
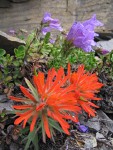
[
  {"x1": 20, "y1": 86, "x2": 36, "y2": 103},
  {"x1": 33, "y1": 72, "x2": 45, "y2": 95},
  {"x1": 30, "y1": 113, "x2": 38, "y2": 132},
  {"x1": 13, "y1": 105, "x2": 33, "y2": 110},
  {"x1": 9, "y1": 96, "x2": 29, "y2": 102},
  {"x1": 36, "y1": 103, "x2": 45, "y2": 111},
  {"x1": 14, "y1": 109, "x2": 34, "y2": 124},
  {"x1": 42, "y1": 115, "x2": 51, "y2": 138}
]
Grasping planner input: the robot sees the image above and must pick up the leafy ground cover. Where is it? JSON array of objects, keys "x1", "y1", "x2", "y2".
[{"x1": 0, "y1": 13, "x2": 113, "y2": 150}]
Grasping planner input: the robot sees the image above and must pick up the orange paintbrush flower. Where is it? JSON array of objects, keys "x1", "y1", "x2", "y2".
[
  {"x1": 9, "y1": 66, "x2": 80, "y2": 142},
  {"x1": 70, "y1": 65, "x2": 103, "y2": 117}
]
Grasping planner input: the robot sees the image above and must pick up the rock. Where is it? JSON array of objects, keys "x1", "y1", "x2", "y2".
[
  {"x1": 0, "y1": 102, "x2": 13, "y2": 112},
  {"x1": 10, "y1": 142, "x2": 19, "y2": 150},
  {"x1": 85, "y1": 116, "x2": 101, "y2": 131},
  {"x1": 97, "y1": 110, "x2": 113, "y2": 133},
  {"x1": 10, "y1": 0, "x2": 29, "y2": 2},
  {"x1": 61, "y1": 130, "x2": 97, "y2": 149},
  {"x1": 0, "y1": 0, "x2": 11, "y2": 8},
  {"x1": 97, "y1": 39, "x2": 113, "y2": 52},
  {"x1": 0, "y1": 95, "x2": 7, "y2": 102},
  {"x1": 79, "y1": 114, "x2": 101, "y2": 131},
  {"x1": 0, "y1": 31, "x2": 25, "y2": 55},
  {"x1": 110, "y1": 138, "x2": 113, "y2": 146},
  {"x1": 0, "y1": 0, "x2": 112, "y2": 34},
  {"x1": 100, "y1": 123, "x2": 109, "y2": 137},
  {"x1": 84, "y1": 134, "x2": 97, "y2": 148},
  {"x1": 96, "y1": 132, "x2": 105, "y2": 140}
]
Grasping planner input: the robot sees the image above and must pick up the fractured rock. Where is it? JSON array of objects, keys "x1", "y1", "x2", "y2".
[{"x1": 0, "y1": 31, "x2": 25, "y2": 55}]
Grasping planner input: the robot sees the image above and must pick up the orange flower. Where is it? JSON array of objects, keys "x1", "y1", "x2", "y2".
[
  {"x1": 9, "y1": 66, "x2": 80, "y2": 142},
  {"x1": 70, "y1": 65, "x2": 103, "y2": 117}
]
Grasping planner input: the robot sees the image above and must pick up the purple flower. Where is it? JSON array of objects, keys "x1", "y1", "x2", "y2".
[
  {"x1": 101, "y1": 49, "x2": 109, "y2": 55},
  {"x1": 49, "y1": 38, "x2": 55, "y2": 44},
  {"x1": 76, "y1": 123, "x2": 89, "y2": 133},
  {"x1": 42, "y1": 12, "x2": 63, "y2": 35},
  {"x1": 9, "y1": 28, "x2": 15, "y2": 36},
  {"x1": 42, "y1": 12, "x2": 59, "y2": 24},
  {"x1": 67, "y1": 14, "x2": 103, "y2": 52},
  {"x1": 94, "y1": 47, "x2": 110, "y2": 55},
  {"x1": 42, "y1": 27, "x2": 51, "y2": 35},
  {"x1": 83, "y1": 14, "x2": 103, "y2": 29}
]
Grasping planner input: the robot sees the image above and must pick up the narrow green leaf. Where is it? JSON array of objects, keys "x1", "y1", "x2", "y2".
[
  {"x1": 49, "y1": 118, "x2": 64, "y2": 133},
  {"x1": 32, "y1": 134, "x2": 39, "y2": 150},
  {"x1": 25, "y1": 78, "x2": 39, "y2": 102},
  {"x1": 24, "y1": 129, "x2": 36, "y2": 150},
  {"x1": 44, "y1": 32, "x2": 50, "y2": 44}
]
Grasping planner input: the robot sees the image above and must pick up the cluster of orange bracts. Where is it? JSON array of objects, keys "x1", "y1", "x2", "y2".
[{"x1": 9, "y1": 64, "x2": 103, "y2": 140}]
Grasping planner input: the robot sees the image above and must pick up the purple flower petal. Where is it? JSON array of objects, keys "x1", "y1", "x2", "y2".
[
  {"x1": 42, "y1": 12, "x2": 52, "y2": 23},
  {"x1": 67, "y1": 14, "x2": 103, "y2": 52},
  {"x1": 41, "y1": 27, "x2": 51, "y2": 35},
  {"x1": 76, "y1": 123, "x2": 89, "y2": 133},
  {"x1": 49, "y1": 23, "x2": 63, "y2": 31},
  {"x1": 78, "y1": 124, "x2": 89, "y2": 133},
  {"x1": 42, "y1": 12, "x2": 63, "y2": 35},
  {"x1": 83, "y1": 14, "x2": 103, "y2": 28},
  {"x1": 49, "y1": 38, "x2": 55, "y2": 44},
  {"x1": 42, "y1": 12, "x2": 59, "y2": 24},
  {"x1": 101, "y1": 49, "x2": 109, "y2": 55},
  {"x1": 9, "y1": 29, "x2": 15, "y2": 35}
]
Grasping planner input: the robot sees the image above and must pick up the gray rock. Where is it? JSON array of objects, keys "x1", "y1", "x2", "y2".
[
  {"x1": 84, "y1": 134, "x2": 97, "y2": 148},
  {"x1": 97, "y1": 39, "x2": 113, "y2": 52},
  {"x1": 10, "y1": 142, "x2": 19, "y2": 150},
  {"x1": 10, "y1": 0, "x2": 29, "y2": 2},
  {"x1": 96, "y1": 132, "x2": 105, "y2": 140},
  {"x1": 84, "y1": 116, "x2": 101, "y2": 131},
  {"x1": 0, "y1": 0, "x2": 11, "y2": 8},
  {"x1": 0, "y1": 95, "x2": 7, "y2": 102},
  {"x1": 79, "y1": 114, "x2": 101, "y2": 131},
  {"x1": 110, "y1": 138, "x2": 113, "y2": 146},
  {"x1": 0, "y1": 31, "x2": 25, "y2": 55},
  {"x1": 97, "y1": 110, "x2": 113, "y2": 133},
  {"x1": 0, "y1": 102, "x2": 13, "y2": 112}
]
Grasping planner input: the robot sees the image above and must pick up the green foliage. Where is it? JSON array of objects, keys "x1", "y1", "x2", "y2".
[
  {"x1": 21, "y1": 127, "x2": 39, "y2": 150},
  {"x1": 97, "y1": 50, "x2": 113, "y2": 79},
  {"x1": 1, "y1": 29, "x2": 112, "y2": 92},
  {"x1": 0, "y1": 48, "x2": 6, "y2": 56},
  {"x1": 14, "y1": 45, "x2": 25, "y2": 59}
]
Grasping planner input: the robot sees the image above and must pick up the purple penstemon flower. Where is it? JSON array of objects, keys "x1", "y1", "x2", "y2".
[
  {"x1": 76, "y1": 122, "x2": 89, "y2": 133},
  {"x1": 67, "y1": 14, "x2": 103, "y2": 52},
  {"x1": 49, "y1": 38, "x2": 56, "y2": 44},
  {"x1": 42, "y1": 12, "x2": 63, "y2": 35},
  {"x1": 101, "y1": 49, "x2": 109, "y2": 55},
  {"x1": 95, "y1": 47, "x2": 110, "y2": 55},
  {"x1": 9, "y1": 28, "x2": 16, "y2": 36}
]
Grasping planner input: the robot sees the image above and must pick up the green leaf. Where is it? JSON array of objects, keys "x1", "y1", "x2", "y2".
[
  {"x1": 24, "y1": 129, "x2": 39, "y2": 150},
  {"x1": 14, "y1": 45, "x2": 25, "y2": 59},
  {"x1": 44, "y1": 32, "x2": 50, "y2": 44},
  {"x1": 49, "y1": 118, "x2": 64, "y2": 133},
  {"x1": 26, "y1": 32, "x2": 35, "y2": 46},
  {"x1": 13, "y1": 60, "x2": 20, "y2": 66},
  {"x1": 0, "y1": 49, "x2": 6, "y2": 56},
  {"x1": 5, "y1": 76, "x2": 12, "y2": 82},
  {"x1": 32, "y1": 133, "x2": 39, "y2": 150},
  {"x1": 0, "y1": 71, "x2": 3, "y2": 79},
  {"x1": 25, "y1": 78, "x2": 39, "y2": 102}
]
